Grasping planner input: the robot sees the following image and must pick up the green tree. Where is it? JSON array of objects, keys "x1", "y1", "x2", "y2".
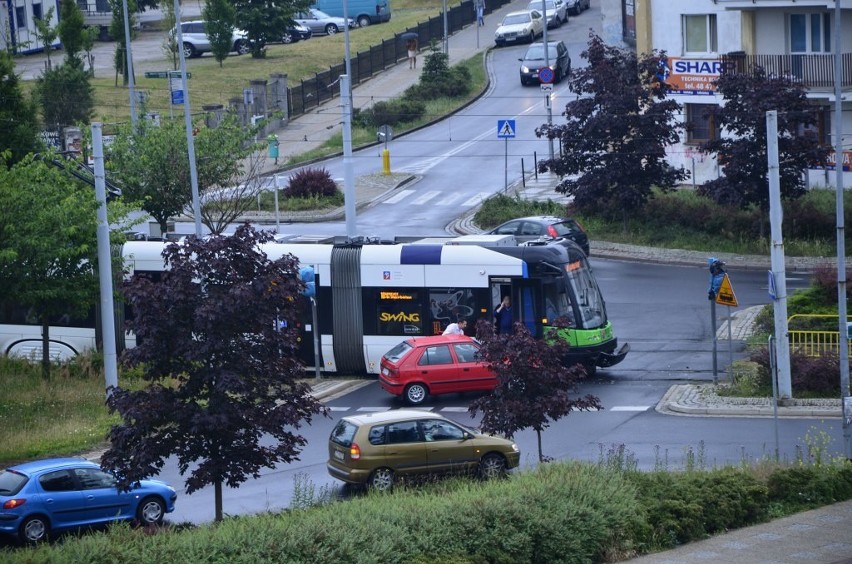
[
  {"x1": 537, "y1": 34, "x2": 687, "y2": 226},
  {"x1": 698, "y1": 66, "x2": 829, "y2": 210},
  {"x1": 81, "y1": 25, "x2": 100, "y2": 76},
  {"x1": 234, "y1": 0, "x2": 310, "y2": 58},
  {"x1": 58, "y1": 0, "x2": 86, "y2": 62},
  {"x1": 109, "y1": 0, "x2": 138, "y2": 85},
  {"x1": 107, "y1": 115, "x2": 265, "y2": 235},
  {"x1": 33, "y1": 7, "x2": 59, "y2": 70},
  {"x1": 0, "y1": 154, "x2": 100, "y2": 379},
  {"x1": 203, "y1": 0, "x2": 237, "y2": 67},
  {"x1": 0, "y1": 52, "x2": 41, "y2": 164},
  {"x1": 101, "y1": 225, "x2": 326, "y2": 522},
  {"x1": 34, "y1": 59, "x2": 95, "y2": 130}
]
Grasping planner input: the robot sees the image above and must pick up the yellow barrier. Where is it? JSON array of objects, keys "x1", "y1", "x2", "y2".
[{"x1": 787, "y1": 314, "x2": 852, "y2": 356}]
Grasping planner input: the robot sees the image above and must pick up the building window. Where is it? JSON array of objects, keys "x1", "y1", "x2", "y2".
[
  {"x1": 797, "y1": 108, "x2": 831, "y2": 146},
  {"x1": 686, "y1": 104, "x2": 719, "y2": 144},
  {"x1": 789, "y1": 13, "x2": 831, "y2": 54},
  {"x1": 15, "y1": 6, "x2": 27, "y2": 29},
  {"x1": 683, "y1": 14, "x2": 717, "y2": 54},
  {"x1": 32, "y1": 3, "x2": 43, "y2": 20}
]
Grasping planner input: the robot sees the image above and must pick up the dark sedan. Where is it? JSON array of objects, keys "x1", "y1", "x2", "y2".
[
  {"x1": 487, "y1": 215, "x2": 590, "y2": 256},
  {"x1": 281, "y1": 22, "x2": 312, "y2": 44},
  {"x1": 519, "y1": 40, "x2": 571, "y2": 85}
]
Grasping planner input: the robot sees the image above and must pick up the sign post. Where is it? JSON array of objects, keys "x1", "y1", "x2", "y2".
[{"x1": 497, "y1": 119, "x2": 516, "y2": 192}]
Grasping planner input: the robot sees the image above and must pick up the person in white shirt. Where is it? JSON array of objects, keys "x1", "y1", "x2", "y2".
[{"x1": 442, "y1": 318, "x2": 468, "y2": 336}]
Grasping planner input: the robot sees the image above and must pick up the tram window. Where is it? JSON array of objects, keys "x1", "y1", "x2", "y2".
[
  {"x1": 376, "y1": 288, "x2": 423, "y2": 336},
  {"x1": 429, "y1": 289, "x2": 476, "y2": 331}
]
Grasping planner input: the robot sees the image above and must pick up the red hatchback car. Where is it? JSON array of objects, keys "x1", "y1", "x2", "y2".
[{"x1": 379, "y1": 335, "x2": 497, "y2": 405}]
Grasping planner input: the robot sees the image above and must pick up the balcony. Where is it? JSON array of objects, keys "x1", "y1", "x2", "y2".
[{"x1": 720, "y1": 52, "x2": 852, "y2": 90}]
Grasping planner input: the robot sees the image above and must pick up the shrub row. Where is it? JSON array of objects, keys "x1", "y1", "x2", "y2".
[{"x1": 9, "y1": 459, "x2": 852, "y2": 562}]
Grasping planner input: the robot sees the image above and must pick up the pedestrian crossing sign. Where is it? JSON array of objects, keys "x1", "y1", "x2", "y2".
[
  {"x1": 497, "y1": 119, "x2": 516, "y2": 138},
  {"x1": 715, "y1": 273, "x2": 738, "y2": 307}
]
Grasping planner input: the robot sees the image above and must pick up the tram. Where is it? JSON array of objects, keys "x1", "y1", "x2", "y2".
[{"x1": 1, "y1": 235, "x2": 628, "y2": 374}]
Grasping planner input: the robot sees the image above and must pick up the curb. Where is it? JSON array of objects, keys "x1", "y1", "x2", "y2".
[{"x1": 656, "y1": 384, "x2": 843, "y2": 418}]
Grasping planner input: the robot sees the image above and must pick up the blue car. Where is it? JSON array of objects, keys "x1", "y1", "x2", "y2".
[{"x1": 0, "y1": 458, "x2": 177, "y2": 544}]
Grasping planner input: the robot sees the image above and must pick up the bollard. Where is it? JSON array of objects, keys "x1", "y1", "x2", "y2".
[
  {"x1": 521, "y1": 158, "x2": 526, "y2": 188},
  {"x1": 534, "y1": 151, "x2": 538, "y2": 181},
  {"x1": 382, "y1": 148, "x2": 391, "y2": 175}
]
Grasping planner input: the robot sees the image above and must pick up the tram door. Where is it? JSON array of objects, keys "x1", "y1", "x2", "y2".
[{"x1": 489, "y1": 279, "x2": 540, "y2": 337}]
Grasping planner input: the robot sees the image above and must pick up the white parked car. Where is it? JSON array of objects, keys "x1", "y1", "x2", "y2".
[
  {"x1": 175, "y1": 21, "x2": 250, "y2": 58},
  {"x1": 526, "y1": 0, "x2": 567, "y2": 28},
  {"x1": 495, "y1": 10, "x2": 544, "y2": 47}
]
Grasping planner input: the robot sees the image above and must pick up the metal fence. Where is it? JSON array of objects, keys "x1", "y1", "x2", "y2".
[
  {"x1": 288, "y1": 0, "x2": 511, "y2": 117},
  {"x1": 787, "y1": 314, "x2": 852, "y2": 357}
]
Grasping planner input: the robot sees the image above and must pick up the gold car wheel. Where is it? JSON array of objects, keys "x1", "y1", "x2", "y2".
[
  {"x1": 369, "y1": 467, "x2": 394, "y2": 492},
  {"x1": 479, "y1": 454, "x2": 506, "y2": 480}
]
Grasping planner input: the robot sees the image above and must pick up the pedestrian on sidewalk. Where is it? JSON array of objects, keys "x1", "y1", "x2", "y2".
[
  {"x1": 475, "y1": 0, "x2": 485, "y2": 26},
  {"x1": 407, "y1": 37, "x2": 418, "y2": 69}
]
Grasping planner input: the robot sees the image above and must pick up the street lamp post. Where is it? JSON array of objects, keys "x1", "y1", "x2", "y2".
[{"x1": 121, "y1": 0, "x2": 137, "y2": 125}]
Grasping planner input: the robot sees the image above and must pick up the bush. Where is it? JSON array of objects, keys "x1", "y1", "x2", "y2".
[
  {"x1": 627, "y1": 468, "x2": 768, "y2": 548},
  {"x1": 749, "y1": 346, "x2": 842, "y2": 395},
  {"x1": 354, "y1": 98, "x2": 427, "y2": 128},
  {"x1": 767, "y1": 465, "x2": 852, "y2": 509},
  {"x1": 284, "y1": 167, "x2": 338, "y2": 198}
]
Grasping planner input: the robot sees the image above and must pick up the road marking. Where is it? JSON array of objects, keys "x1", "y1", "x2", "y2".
[
  {"x1": 382, "y1": 190, "x2": 414, "y2": 204},
  {"x1": 436, "y1": 193, "x2": 464, "y2": 207},
  {"x1": 440, "y1": 407, "x2": 470, "y2": 412},
  {"x1": 412, "y1": 191, "x2": 441, "y2": 205},
  {"x1": 462, "y1": 192, "x2": 491, "y2": 207},
  {"x1": 327, "y1": 406, "x2": 350, "y2": 412},
  {"x1": 608, "y1": 406, "x2": 650, "y2": 412},
  {"x1": 357, "y1": 407, "x2": 390, "y2": 412}
]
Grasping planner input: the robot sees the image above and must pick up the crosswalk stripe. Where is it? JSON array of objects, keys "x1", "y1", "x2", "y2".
[
  {"x1": 436, "y1": 193, "x2": 464, "y2": 207},
  {"x1": 382, "y1": 190, "x2": 414, "y2": 204},
  {"x1": 412, "y1": 191, "x2": 441, "y2": 205},
  {"x1": 327, "y1": 406, "x2": 350, "y2": 411},
  {"x1": 357, "y1": 407, "x2": 390, "y2": 412},
  {"x1": 462, "y1": 192, "x2": 491, "y2": 207},
  {"x1": 608, "y1": 406, "x2": 650, "y2": 412},
  {"x1": 440, "y1": 407, "x2": 470, "y2": 412}
]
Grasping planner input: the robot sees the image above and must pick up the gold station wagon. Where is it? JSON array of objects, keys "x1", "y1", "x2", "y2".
[{"x1": 327, "y1": 410, "x2": 521, "y2": 491}]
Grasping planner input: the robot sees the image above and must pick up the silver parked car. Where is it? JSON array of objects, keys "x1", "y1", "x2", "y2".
[
  {"x1": 294, "y1": 8, "x2": 356, "y2": 36},
  {"x1": 526, "y1": 0, "x2": 567, "y2": 28},
  {"x1": 175, "y1": 21, "x2": 250, "y2": 58}
]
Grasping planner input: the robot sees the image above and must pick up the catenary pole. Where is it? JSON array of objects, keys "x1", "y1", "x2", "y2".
[
  {"x1": 174, "y1": 0, "x2": 203, "y2": 237},
  {"x1": 766, "y1": 111, "x2": 792, "y2": 399},
  {"x1": 121, "y1": 0, "x2": 137, "y2": 125},
  {"x1": 833, "y1": 0, "x2": 851, "y2": 460},
  {"x1": 91, "y1": 123, "x2": 119, "y2": 397}
]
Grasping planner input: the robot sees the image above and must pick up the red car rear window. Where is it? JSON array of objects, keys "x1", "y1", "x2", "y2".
[{"x1": 383, "y1": 341, "x2": 414, "y2": 363}]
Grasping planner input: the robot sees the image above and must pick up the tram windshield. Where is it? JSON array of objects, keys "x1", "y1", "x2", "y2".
[{"x1": 564, "y1": 260, "x2": 606, "y2": 329}]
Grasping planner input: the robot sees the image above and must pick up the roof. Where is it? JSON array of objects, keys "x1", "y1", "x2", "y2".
[
  {"x1": 342, "y1": 409, "x2": 445, "y2": 426},
  {"x1": 7, "y1": 457, "x2": 95, "y2": 475},
  {"x1": 402, "y1": 334, "x2": 476, "y2": 347}
]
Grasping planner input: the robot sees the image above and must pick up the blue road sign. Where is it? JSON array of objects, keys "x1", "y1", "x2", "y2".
[
  {"x1": 171, "y1": 89, "x2": 185, "y2": 105},
  {"x1": 768, "y1": 270, "x2": 777, "y2": 300},
  {"x1": 538, "y1": 67, "x2": 554, "y2": 84},
  {"x1": 497, "y1": 119, "x2": 516, "y2": 138}
]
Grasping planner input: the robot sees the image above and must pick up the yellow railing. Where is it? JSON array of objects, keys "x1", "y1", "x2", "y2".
[{"x1": 787, "y1": 314, "x2": 852, "y2": 357}]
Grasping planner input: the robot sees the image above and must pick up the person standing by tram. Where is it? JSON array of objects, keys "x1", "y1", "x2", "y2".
[
  {"x1": 494, "y1": 296, "x2": 512, "y2": 334},
  {"x1": 442, "y1": 318, "x2": 468, "y2": 336}
]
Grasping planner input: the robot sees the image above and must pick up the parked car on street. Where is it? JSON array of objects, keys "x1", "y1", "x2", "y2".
[
  {"x1": 0, "y1": 458, "x2": 177, "y2": 544},
  {"x1": 327, "y1": 410, "x2": 520, "y2": 491},
  {"x1": 487, "y1": 215, "x2": 590, "y2": 256},
  {"x1": 526, "y1": 0, "x2": 566, "y2": 28},
  {"x1": 294, "y1": 8, "x2": 356, "y2": 36},
  {"x1": 565, "y1": 0, "x2": 590, "y2": 16},
  {"x1": 379, "y1": 334, "x2": 496, "y2": 405},
  {"x1": 174, "y1": 21, "x2": 250, "y2": 58},
  {"x1": 280, "y1": 22, "x2": 313, "y2": 44},
  {"x1": 494, "y1": 10, "x2": 544, "y2": 47},
  {"x1": 519, "y1": 40, "x2": 571, "y2": 85}
]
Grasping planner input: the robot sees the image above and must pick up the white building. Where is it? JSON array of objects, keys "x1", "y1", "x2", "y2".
[
  {"x1": 0, "y1": 0, "x2": 61, "y2": 55},
  {"x1": 634, "y1": 0, "x2": 851, "y2": 189}
]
